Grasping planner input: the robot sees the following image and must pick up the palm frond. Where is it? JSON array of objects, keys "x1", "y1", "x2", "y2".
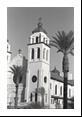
[
  {"x1": 52, "y1": 36, "x2": 60, "y2": 43},
  {"x1": 8, "y1": 71, "x2": 14, "y2": 74},
  {"x1": 70, "y1": 51, "x2": 74, "y2": 56},
  {"x1": 49, "y1": 43, "x2": 60, "y2": 50}
]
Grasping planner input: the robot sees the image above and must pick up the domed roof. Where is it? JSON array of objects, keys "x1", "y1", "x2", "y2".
[
  {"x1": 32, "y1": 18, "x2": 47, "y2": 35},
  {"x1": 51, "y1": 67, "x2": 60, "y2": 75}
]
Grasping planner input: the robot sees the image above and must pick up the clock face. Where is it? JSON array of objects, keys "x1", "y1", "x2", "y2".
[
  {"x1": 44, "y1": 76, "x2": 47, "y2": 83},
  {"x1": 32, "y1": 75, "x2": 37, "y2": 83}
]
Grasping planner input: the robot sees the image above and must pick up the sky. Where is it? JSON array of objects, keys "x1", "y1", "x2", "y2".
[{"x1": 7, "y1": 7, "x2": 74, "y2": 78}]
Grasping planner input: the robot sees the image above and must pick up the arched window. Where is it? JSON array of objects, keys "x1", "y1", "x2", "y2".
[
  {"x1": 44, "y1": 76, "x2": 47, "y2": 83},
  {"x1": 36, "y1": 36, "x2": 38, "y2": 43},
  {"x1": 30, "y1": 93, "x2": 32, "y2": 101},
  {"x1": 43, "y1": 48, "x2": 46, "y2": 59},
  {"x1": 69, "y1": 89, "x2": 71, "y2": 97},
  {"x1": 46, "y1": 50, "x2": 48, "y2": 61},
  {"x1": 43, "y1": 37, "x2": 45, "y2": 43},
  {"x1": 55, "y1": 85, "x2": 57, "y2": 95},
  {"x1": 37, "y1": 48, "x2": 40, "y2": 58},
  {"x1": 31, "y1": 48, "x2": 34, "y2": 59},
  {"x1": 32, "y1": 38, "x2": 34, "y2": 43},
  {"x1": 60, "y1": 86, "x2": 62, "y2": 95},
  {"x1": 35, "y1": 93, "x2": 37, "y2": 102},
  {"x1": 46, "y1": 40, "x2": 48, "y2": 44}
]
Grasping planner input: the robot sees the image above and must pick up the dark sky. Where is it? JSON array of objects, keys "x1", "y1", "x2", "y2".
[{"x1": 7, "y1": 7, "x2": 74, "y2": 78}]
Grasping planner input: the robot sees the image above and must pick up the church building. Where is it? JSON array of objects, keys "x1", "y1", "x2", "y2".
[{"x1": 7, "y1": 18, "x2": 74, "y2": 109}]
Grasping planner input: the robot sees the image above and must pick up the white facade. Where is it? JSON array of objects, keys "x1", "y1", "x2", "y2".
[{"x1": 26, "y1": 31, "x2": 50, "y2": 106}]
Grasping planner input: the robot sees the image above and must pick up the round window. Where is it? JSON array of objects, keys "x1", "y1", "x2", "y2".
[
  {"x1": 44, "y1": 76, "x2": 47, "y2": 83},
  {"x1": 32, "y1": 75, "x2": 37, "y2": 83}
]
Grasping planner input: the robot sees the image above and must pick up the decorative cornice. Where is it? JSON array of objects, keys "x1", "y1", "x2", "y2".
[{"x1": 27, "y1": 42, "x2": 51, "y2": 48}]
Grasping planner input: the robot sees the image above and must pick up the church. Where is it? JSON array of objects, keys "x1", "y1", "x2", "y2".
[{"x1": 7, "y1": 18, "x2": 74, "y2": 109}]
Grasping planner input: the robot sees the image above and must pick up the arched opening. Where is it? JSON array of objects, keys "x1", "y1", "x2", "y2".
[
  {"x1": 35, "y1": 93, "x2": 37, "y2": 102},
  {"x1": 43, "y1": 48, "x2": 46, "y2": 59},
  {"x1": 55, "y1": 85, "x2": 57, "y2": 95},
  {"x1": 31, "y1": 48, "x2": 34, "y2": 59},
  {"x1": 37, "y1": 48, "x2": 40, "y2": 58},
  {"x1": 44, "y1": 76, "x2": 47, "y2": 83},
  {"x1": 46, "y1": 50, "x2": 48, "y2": 61},
  {"x1": 36, "y1": 36, "x2": 38, "y2": 43},
  {"x1": 30, "y1": 93, "x2": 32, "y2": 102},
  {"x1": 60, "y1": 86, "x2": 62, "y2": 95}
]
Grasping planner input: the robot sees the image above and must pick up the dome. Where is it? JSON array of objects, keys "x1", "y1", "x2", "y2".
[
  {"x1": 51, "y1": 67, "x2": 60, "y2": 75},
  {"x1": 32, "y1": 18, "x2": 47, "y2": 35}
]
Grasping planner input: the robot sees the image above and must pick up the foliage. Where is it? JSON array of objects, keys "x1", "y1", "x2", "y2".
[
  {"x1": 50, "y1": 31, "x2": 74, "y2": 55},
  {"x1": 50, "y1": 31, "x2": 74, "y2": 109}
]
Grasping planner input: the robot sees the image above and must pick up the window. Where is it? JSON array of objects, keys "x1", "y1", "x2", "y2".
[
  {"x1": 32, "y1": 75, "x2": 37, "y2": 83},
  {"x1": 32, "y1": 38, "x2": 34, "y2": 43},
  {"x1": 55, "y1": 85, "x2": 57, "y2": 95},
  {"x1": 43, "y1": 37, "x2": 45, "y2": 43},
  {"x1": 37, "y1": 48, "x2": 40, "y2": 58},
  {"x1": 46, "y1": 40, "x2": 48, "y2": 44},
  {"x1": 46, "y1": 50, "x2": 48, "y2": 61},
  {"x1": 50, "y1": 83, "x2": 52, "y2": 89},
  {"x1": 69, "y1": 89, "x2": 71, "y2": 97},
  {"x1": 31, "y1": 48, "x2": 34, "y2": 59},
  {"x1": 60, "y1": 86, "x2": 62, "y2": 96},
  {"x1": 44, "y1": 76, "x2": 47, "y2": 83},
  {"x1": 36, "y1": 36, "x2": 38, "y2": 43},
  {"x1": 30, "y1": 93, "x2": 32, "y2": 102},
  {"x1": 43, "y1": 48, "x2": 46, "y2": 59},
  {"x1": 35, "y1": 93, "x2": 37, "y2": 102}
]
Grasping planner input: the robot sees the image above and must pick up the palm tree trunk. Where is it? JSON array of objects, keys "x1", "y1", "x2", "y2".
[
  {"x1": 63, "y1": 54, "x2": 69, "y2": 109},
  {"x1": 14, "y1": 85, "x2": 18, "y2": 109}
]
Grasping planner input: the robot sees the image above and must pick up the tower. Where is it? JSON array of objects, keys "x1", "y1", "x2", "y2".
[{"x1": 26, "y1": 18, "x2": 50, "y2": 106}]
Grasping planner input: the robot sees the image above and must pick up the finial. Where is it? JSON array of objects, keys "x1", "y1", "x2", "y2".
[
  {"x1": 18, "y1": 49, "x2": 21, "y2": 54},
  {"x1": 54, "y1": 66, "x2": 56, "y2": 70},
  {"x1": 38, "y1": 17, "x2": 42, "y2": 23},
  {"x1": 38, "y1": 17, "x2": 42, "y2": 27}
]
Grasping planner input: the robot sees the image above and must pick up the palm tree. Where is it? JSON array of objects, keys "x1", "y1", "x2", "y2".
[
  {"x1": 50, "y1": 31, "x2": 74, "y2": 109},
  {"x1": 9, "y1": 65, "x2": 23, "y2": 109}
]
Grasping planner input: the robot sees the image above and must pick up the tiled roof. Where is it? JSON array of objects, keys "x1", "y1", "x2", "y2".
[{"x1": 51, "y1": 71, "x2": 74, "y2": 86}]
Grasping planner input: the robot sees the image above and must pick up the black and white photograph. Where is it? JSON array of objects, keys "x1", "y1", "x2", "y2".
[
  {"x1": 0, "y1": 0, "x2": 81, "y2": 116},
  {"x1": 7, "y1": 7, "x2": 74, "y2": 109}
]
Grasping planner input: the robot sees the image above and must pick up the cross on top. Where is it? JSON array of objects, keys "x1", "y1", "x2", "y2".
[
  {"x1": 18, "y1": 49, "x2": 21, "y2": 54},
  {"x1": 38, "y1": 17, "x2": 42, "y2": 23}
]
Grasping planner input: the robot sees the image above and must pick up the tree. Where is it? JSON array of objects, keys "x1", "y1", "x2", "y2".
[
  {"x1": 9, "y1": 65, "x2": 23, "y2": 109},
  {"x1": 50, "y1": 31, "x2": 74, "y2": 109}
]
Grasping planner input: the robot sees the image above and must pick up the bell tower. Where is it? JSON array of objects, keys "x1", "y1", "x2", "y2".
[{"x1": 26, "y1": 18, "x2": 50, "y2": 106}]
